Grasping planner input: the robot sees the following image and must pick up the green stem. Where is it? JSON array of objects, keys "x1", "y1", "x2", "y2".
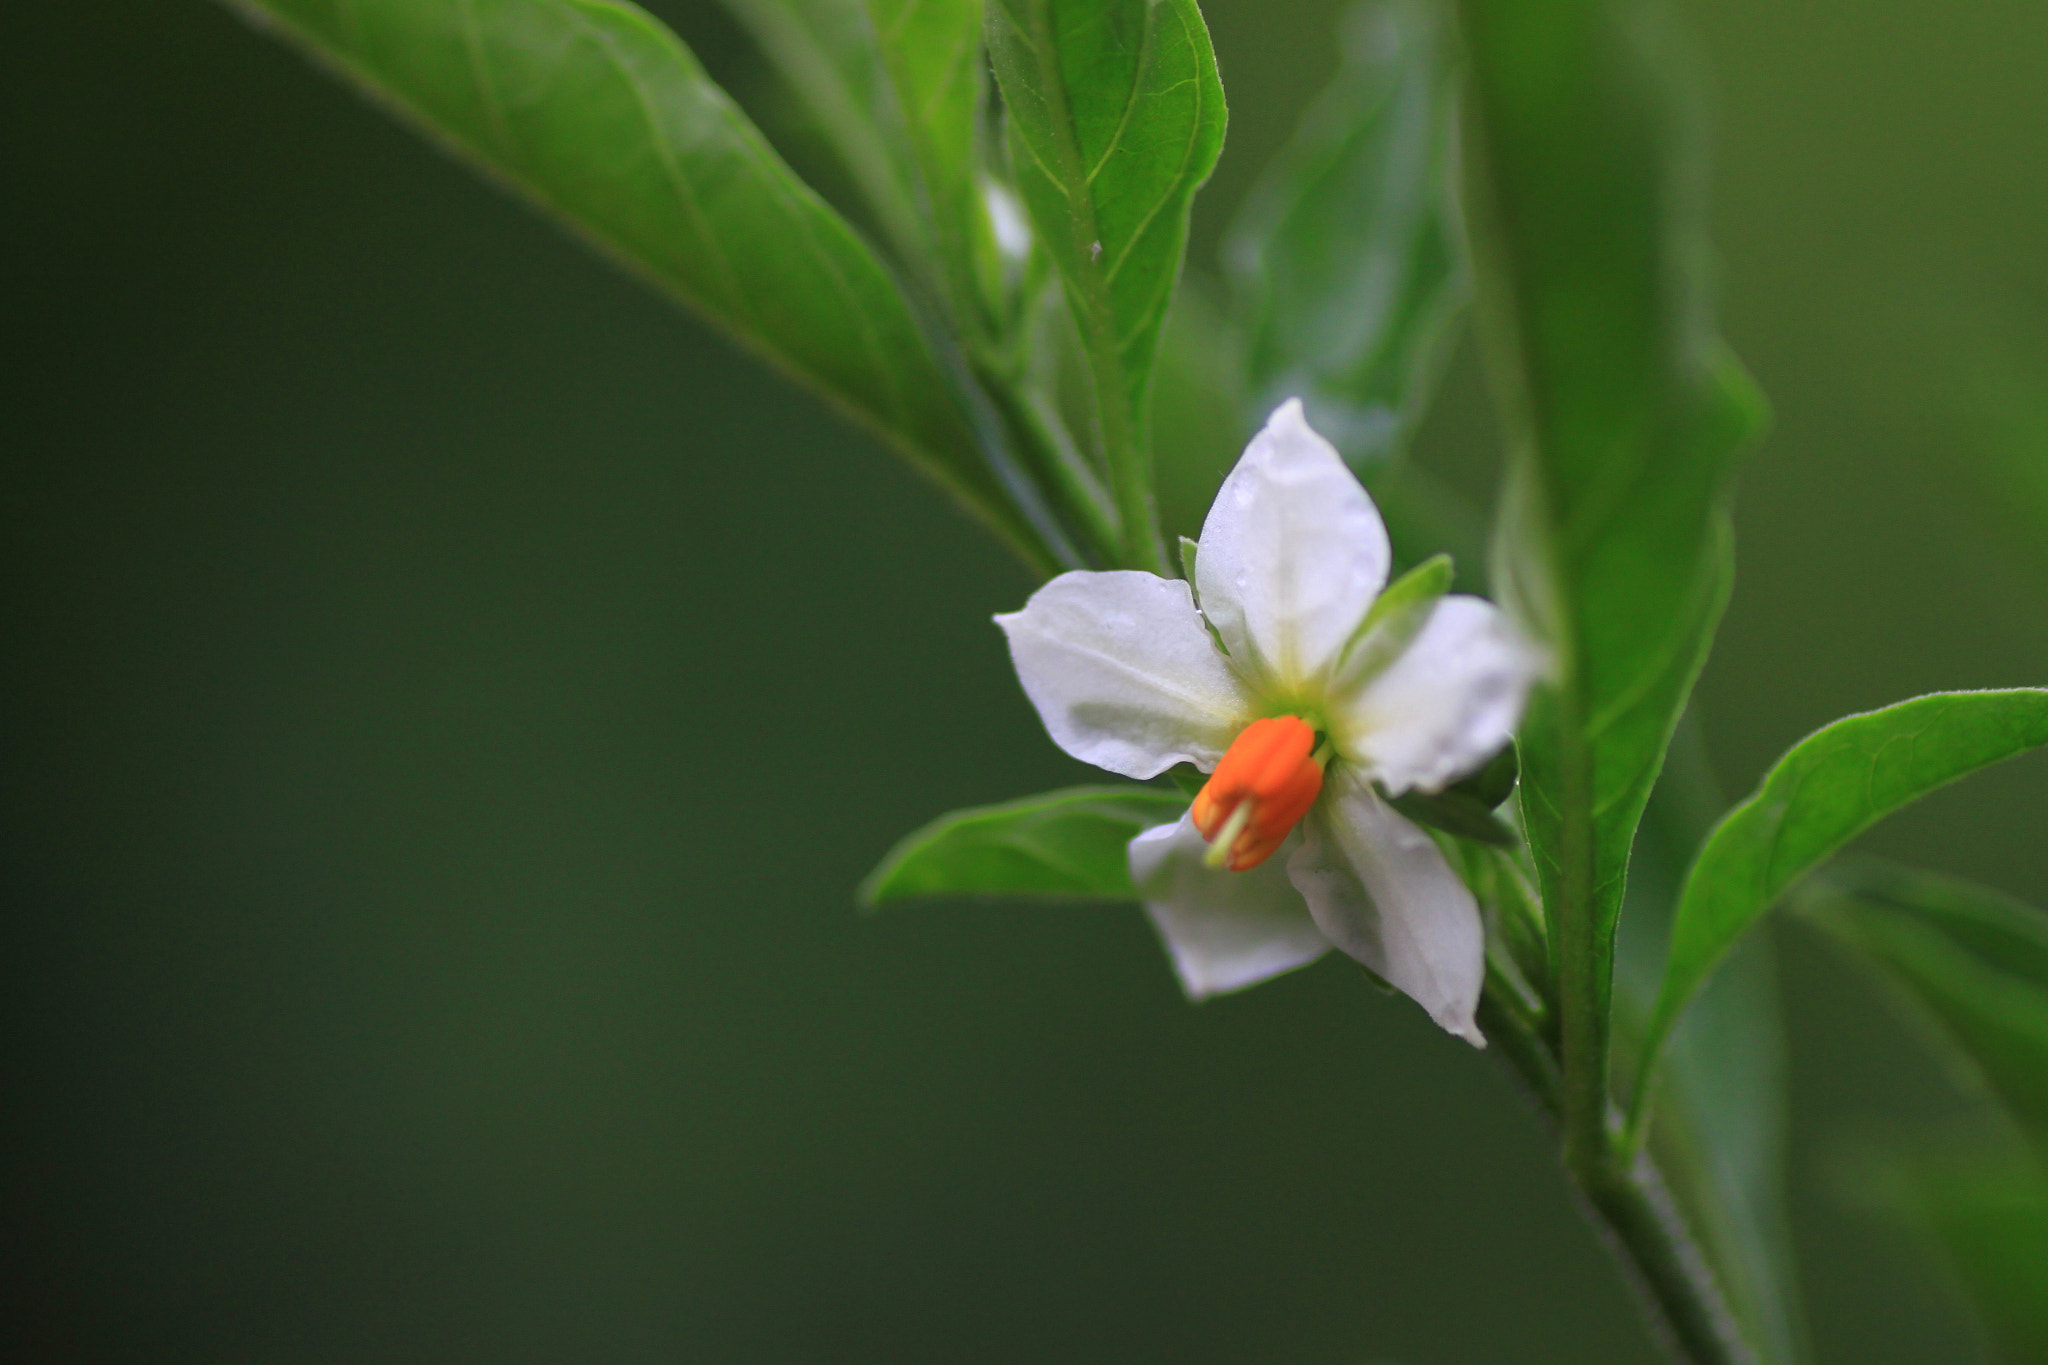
[
  {"x1": 979, "y1": 366, "x2": 1124, "y2": 566},
  {"x1": 1579, "y1": 1153, "x2": 1758, "y2": 1365},
  {"x1": 1480, "y1": 985, "x2": 1754, "y2": 1364},
  {"x1": 1550, "y1": 682, "x2": 1614, "y2": 1179},
  {"x1": 1477, "y1": 987, "x2": 1560, "y2": 1113}
]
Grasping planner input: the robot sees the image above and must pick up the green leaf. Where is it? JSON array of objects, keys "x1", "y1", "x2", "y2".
[
  {"x1": 863, "y1": 0, "x2": 985, "y2": 279},
  {"x1": 860, "y1": 786, "x2": 1186, "y2": 904},
  {"x1": 1861, "y1": 1144, "x2": 2048, "y2": 1365},
  {"x1": 1795, "y1": 859, "x2": 2048, "y2": 1154},
  {"x1": 717, "y1": 0, "x2": 988, "y2": 322},
  {"x1": 1387, "y1": 785, "x2": 1517, "y2": 847},
  {"x1": 226, "y1": 0, "x2": 1061, "y2": 573},
  {"x1": 1225, "y1": 0, "x2": 1464, "y2": 469},
  {"x1": 1797, "y1": 861, "x2": 2048, "y2": 1361},
  {"x1": 987, "y1": 0, "x2": 1227, "y2": 571},
  {"x1": 1384, "y1": 738, "x2": 1519, "y2": 848},
  {"x1": 1456, "y1": 742, "x2": 1519, "y2": 810},
  {"x1": 1453, "y1": 0, "x2": 1767, "y2": 1166},
  {"x1": 1643, "y1": 691, "x2": 2048, "y2": 1091}
]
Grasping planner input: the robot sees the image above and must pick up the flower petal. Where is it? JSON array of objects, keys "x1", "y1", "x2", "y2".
[
  {"x1": 1195, "y1": 398, "x2": 1391, "y2": 689},
  {"x1": 1336, "y1": 594, "x2": 1541, "y2": 795},
  {"x1": 1129, "y1": 814, "x2": 1331, "y2": 999},
  {"x1": 1287, "y1": 767, "x2": 1485, "y2": 1044},
  {"x1": 998, "y1": 570, "x2": 1252, "y2": 779}
]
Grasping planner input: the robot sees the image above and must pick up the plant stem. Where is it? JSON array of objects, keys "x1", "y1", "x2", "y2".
[
  {"x1": 1546, "y1": 678, "x2": 1615, "y2": 1180},
  {"x1": 1577, "y1": 1151, "x2": 1758, "y2": 1365},
  {"x1": 1482, "y1": 987, "x2": 1754, "y2": 1365},
  {"x1": 978, "y1": 366, "x2": 1125, "y2": 567}
]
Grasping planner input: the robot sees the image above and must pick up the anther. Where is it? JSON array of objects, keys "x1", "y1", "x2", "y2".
[{"x1": 1191, "y1": 715, "x2": 1326, "y2": 871}]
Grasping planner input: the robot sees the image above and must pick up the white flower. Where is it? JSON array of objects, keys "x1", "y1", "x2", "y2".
[{"x1": 996, "y1": 400, "x2": 1540, "y2": 1043}]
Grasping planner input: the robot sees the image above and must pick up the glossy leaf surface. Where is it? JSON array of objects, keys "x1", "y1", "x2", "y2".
[
  {"x1": 987, "y1": 0, "x2": 1226, "y2": 566},
  {"x1": 861, "y1": 786, "x2": 1186, "y2": 904},
  {"x1": 1226, "y1": 0, "x2": 1464, "y2": 466},
  {"x1": 718, "y1": 0, "x2": 986, "y2": 316},
  {"x1": 864, "y1": 0, "x2": 985, "y2": 281},
  {"x1": 227, "y1": 0, "x2": 1056, "y2": 568},
  {"x1": 1648, "y1": 691, "x2": 2048, "y2": 1079}
]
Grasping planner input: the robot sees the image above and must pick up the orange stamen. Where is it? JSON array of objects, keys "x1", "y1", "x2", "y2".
[{"x1": 1190, "y1": 715, "x2": 1326, "y2": 871}]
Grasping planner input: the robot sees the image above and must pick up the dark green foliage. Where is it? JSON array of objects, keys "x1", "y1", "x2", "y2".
[
  {"x1": 1797, "y1": 861, "x2": 2048, "y2": 1361},
  {"x1": 1226, "y1": 0, "x2": 1464, "y2": 468},
  {"x1": 1799, "y1": 860, "x2": 2048, "y2": 1162}
]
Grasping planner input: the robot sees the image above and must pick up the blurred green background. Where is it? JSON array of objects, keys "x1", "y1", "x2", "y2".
[{"x1": 5, "y1": 1, "x2": 2047, "y2": 1361}]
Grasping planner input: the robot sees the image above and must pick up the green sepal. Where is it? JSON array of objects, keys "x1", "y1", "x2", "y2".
[
  {"x1": 1357, "y1": 961, "x2": 1398, "y2": 995},
  {"x1": 1453, "y1": 743, "x2": 1518, "y2": 809},
  {"x1": 1337, "y1": 552, "x2": 1453, "y2": 686}
]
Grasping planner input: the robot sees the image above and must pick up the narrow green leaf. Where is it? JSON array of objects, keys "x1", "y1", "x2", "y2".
[
  {"x1": 226, "y1": 0, "x2": 1059, "y2": 572},
  {"x1": 1643, "y1": 691, "x2": 2048, "y2": 1089},
  {"x1": 860, "y1": 786, "x2": 1186, "y2": 904},
  {"x1": 1453, "y1": 0, "x2": 1767, "y2": 1172},
  {"x1": 987, "y1": 0, "x2": 1227, "y2": 570},
  {"x1": 1796, "y1": 859, "x2": 2048, "y2": 1154},
  {"x1": 718, "y1": 0, "x2": 987, "y2": 321},
  {"x1": 1797, "y1": 861, "x2": 2048, "y2": 1361},
  {"x1": 1225, "y1": 0, "x2": 1464, "y2": 468},
  {"x1": 1861, "y1": 1144, "x2": 2048, "y2": 1365}
]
